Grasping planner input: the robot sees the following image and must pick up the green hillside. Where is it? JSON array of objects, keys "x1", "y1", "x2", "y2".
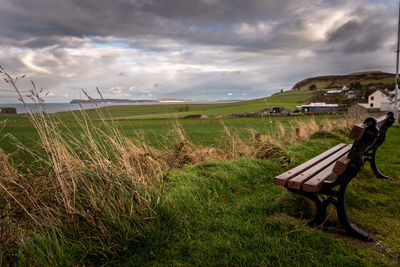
[{"x1": 292, "y1": 71, "x2": 395, "y2": 91}]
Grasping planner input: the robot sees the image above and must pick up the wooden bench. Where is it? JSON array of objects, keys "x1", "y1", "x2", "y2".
[{"x1": 273, "y1": 112, "x2": 395, "y2": 241}]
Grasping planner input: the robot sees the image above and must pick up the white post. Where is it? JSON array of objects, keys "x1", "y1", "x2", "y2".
[{"x1": 395, "y1": 0, "x2": 400, "y2": 125}]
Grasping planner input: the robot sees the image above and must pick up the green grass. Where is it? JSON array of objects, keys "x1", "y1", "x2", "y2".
[
  {"x1": 297, "y1": 81, "x2": 332, "y2": 91},
  {"x1": 0, "y1": 114, "x2": 337, "y2": 154},
  {"x1": 360, "y1": 77, "x2": 395, "y2": 86},
  {"x1": 0, "y1": 89, "x2": 312, "y2": 152},
  {"x1": 349, "y1": 71, "x2": 384, "y2": 75},
  {"x1": 14, "y1": 126, "x2": 399, "y2": 266},
  {"x1": 1, "y1": 88, "x2": 399, "y2": 265},
  {"x1": 58, "y1": 90, "x2": 311, "y2": 120}
]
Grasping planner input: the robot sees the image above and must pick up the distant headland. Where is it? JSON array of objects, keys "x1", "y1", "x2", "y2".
[{"x1": 70, "y1": 98, "x2": 207, "y2": 104}]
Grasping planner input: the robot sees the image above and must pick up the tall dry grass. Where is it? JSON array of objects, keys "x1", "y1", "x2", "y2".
[
  {"x1": 0, "y1": 67, "x2": 165, "y2": 257},
  {"x1": 0, "y1": 66, "x2": 356, "y2": 259}
]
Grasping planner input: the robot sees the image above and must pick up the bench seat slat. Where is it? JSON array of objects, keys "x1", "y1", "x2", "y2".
[
  {"x1": 287, "y1": 144, "x2": 352, "y2": 190},
  {"x1": 273, "y1": 143, "x2": 347, "y2": 186},
  {"x1": 302, "y1": 163, "x2": 335, "y2": 192},
  {"x1": 303, "y1": 153, "x2": 350, "y2": 192}
]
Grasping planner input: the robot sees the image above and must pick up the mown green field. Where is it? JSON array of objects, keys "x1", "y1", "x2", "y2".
[
  {"x1": 0, "y1": 89, "x2": 313, "y2": 152},
  {"x1": 59, "y1": 90, "x2": 311, "y2": 120},
  {"x1": 0, "y1": 114, "x2": 335, "y2": 151}
]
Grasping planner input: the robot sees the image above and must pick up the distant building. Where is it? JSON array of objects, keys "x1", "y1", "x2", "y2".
[
  {"x1": 0, "y1": 107, "x2": 17, "y2": 114},
  {"x1": 327, "y1": 86, "x2": 348, "y2": 95},
  {"x1": 346, "y1": 90, "x2": 356, "y2": 99},
  {"x1": 358, "y1": 89, "x2": 391, "y2": 109},
  {"x1": 296, "y1": 102, "x2": 338, "y2": 113},
  {"x1": 327, "y1": 90, "x2": 342, "y2": 94}
]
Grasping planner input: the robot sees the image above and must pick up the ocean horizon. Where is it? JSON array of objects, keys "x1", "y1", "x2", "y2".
[{"x1": 0, "y1": 100, "x2": 238, "y2": 114}]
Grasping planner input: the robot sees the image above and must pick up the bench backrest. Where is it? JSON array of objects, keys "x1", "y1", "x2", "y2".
[{"x1": 342, "y1": 112, "x2": 395, "y2": 169}]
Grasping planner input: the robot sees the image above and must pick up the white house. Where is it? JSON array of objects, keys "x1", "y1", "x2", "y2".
[{"x1": 358, "y1": 89, "x2": 391, "y2": 109}]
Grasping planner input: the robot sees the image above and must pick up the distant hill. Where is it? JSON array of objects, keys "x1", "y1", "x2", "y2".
[
  {"x1": 70, "y1": 98, "x2": 198, "y2": 104},
  {"x1": 292, "y1": 71, "x2": 395, "y2": 91},
  {"x1": 156, "y1": 98, "x2": 201, "y2": 103},
  {"x1": 70, "y1": 99, "x2": 157, "y2": 104}
]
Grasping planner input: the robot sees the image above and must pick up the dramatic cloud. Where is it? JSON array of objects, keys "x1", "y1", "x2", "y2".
[{"x1": 0, "y1": 0, "x2": 397, "y2": 102}]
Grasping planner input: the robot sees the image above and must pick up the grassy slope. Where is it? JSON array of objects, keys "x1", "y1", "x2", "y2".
[
  {"x1": 137, "y1": 127, "x2": 400, "y2": 266},
  {"x1": 23, "y1": 126, "x2": 400, "y2": 266}
]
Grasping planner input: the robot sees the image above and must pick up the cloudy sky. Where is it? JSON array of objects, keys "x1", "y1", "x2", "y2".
[{"x1": 0, "y1": 0, "x2": 397, "y2": 102}]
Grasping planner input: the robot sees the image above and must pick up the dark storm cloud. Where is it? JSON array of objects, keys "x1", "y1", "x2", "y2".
[
  {"x1": 0, "y1": 0, "x2": 396, "y2": 102},
  {"x1": 0, "y1": 0, "x2": 321, "y2": 49},
  {"x1": 327, "y1": 5, "x2": 396, "y2": 54},
  {"x1": 329, "y1": 20, "x2": 361, "y2": 42},
  {"x1": 0, "y1": 0, "x2": 393, "y2": 54}
]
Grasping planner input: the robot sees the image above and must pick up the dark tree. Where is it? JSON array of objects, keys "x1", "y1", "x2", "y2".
[{"x1": 309, "y1": 84, "x2": 317, "y2": 91}]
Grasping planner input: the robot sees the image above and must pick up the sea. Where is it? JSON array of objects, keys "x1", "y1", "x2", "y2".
[{"x1": 0, "y1": 101, "x2": 236, "y2": 114}]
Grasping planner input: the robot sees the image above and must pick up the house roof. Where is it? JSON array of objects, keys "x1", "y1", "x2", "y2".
[
  {"x1": 370, "y1": 89, "x2": 391, "y2": 97},
  {"x1": 298, "y1": 102, "x2": 338, "y2": 108},
  {"x1": 358, "y1": 98, "x2": 368, "y2": 103}
]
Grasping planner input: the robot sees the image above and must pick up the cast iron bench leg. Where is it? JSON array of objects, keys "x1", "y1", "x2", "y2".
[
  {"x1": 368, "y1": 150, "x2": 392, "y2": 180},
  {"x1": 308, "y1": 194, "x2": 331, "y2": 226},
  {"x1": 336, "y1": 176, "x2": 376, "y2": 242}
]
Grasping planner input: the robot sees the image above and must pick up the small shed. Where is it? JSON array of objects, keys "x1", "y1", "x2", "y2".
[
  {"x1": 0, "y1": 107, "x2": 17, "y2": 114},
  {"x1": 271, "y1": 107, "x2": 281, "y2": 114}
]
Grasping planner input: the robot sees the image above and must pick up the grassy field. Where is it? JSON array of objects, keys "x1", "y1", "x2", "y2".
[
  {"x1": 0, "y1": 113, "x2": 336, "y2": 153},
  {"x1": 0, "y1": 86, "x2": 399, "y2": 265},
  {"x1": 0, "y1": 88, "x2": 314, "y2": 153},
  {"x1": 3, "y1": 124, "x2": 398, "y2": 266},
  {"x1": 46, "y1": 89, "x2": 310, "y2": 120},
  {"x1": 91, "y1": 90, "x2": 311, "y2": 119}
]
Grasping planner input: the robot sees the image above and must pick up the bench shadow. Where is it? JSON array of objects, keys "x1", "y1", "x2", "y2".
[{"x1": 277, "y1": 192, "x2": 381, "y2": 247}]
